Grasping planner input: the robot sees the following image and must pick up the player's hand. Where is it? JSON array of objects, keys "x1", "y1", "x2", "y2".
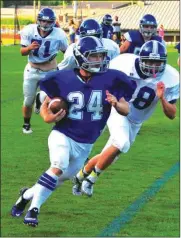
[
  {"x1": 45, "y1": 109, "x2": 66, "y2": 123},
  {"x1": 156, "y1": 81, "x2": 165, "y2": 99},
  {"x1": 53, "y1": 109, "x2": 67, "y2": 122},
  {"x1": 28, "y1": 41, "x2": 40, "y2": 50},
  {"x1": 40, "y1": 97, "x2": 66, "y2": 123},
  {"x1": 105, "y1": 90, "x2": 118, "y2": 107}
]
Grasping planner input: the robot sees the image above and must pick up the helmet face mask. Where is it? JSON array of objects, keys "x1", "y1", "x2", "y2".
[
  {"x1": 139, "y1": 40, "x2": 167, "y2": 78},
  {"x1": 73, "y1": 36, "x2": 109, "y2": 73},
  {"x1": 139, "y1": 59, "x2": 165, "y2": 78},
  {"x1": 82, "y1": 51, "x2": 108, "y2": 73},
  {"x1": 140, "y1": 24, "x2": 157, "y2": 38},
  {"x1": 139, "y1": 14, "x2": 157, "y2": 39},
  {"x1": 103, "y1": 14, "x2": 113, "y2": 25},
  {"x1": 37, "y1": 8, "x2": 56, "y2": 32},
  {"x1": 37, "y1": 20, "x2": 55, "y2": 32}
]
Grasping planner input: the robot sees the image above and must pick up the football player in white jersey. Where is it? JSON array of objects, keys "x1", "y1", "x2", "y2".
[
  {"x1": 34, "y1": 18, "x2": 120, "y2": 113},
  {"x1": 72, "y1": 40, "x2": 180, "y2": 197},
  {"x1": 21, "y1": 7, "x2": 68, "y2": 134}
]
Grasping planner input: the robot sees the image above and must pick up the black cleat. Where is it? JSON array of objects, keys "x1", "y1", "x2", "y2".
[
  {"x1": 11, "y1": 187, "x2": 30, "y2": 217},
  {"x1": 24, "y1": 208, "x2": 39, "y2": 227}
]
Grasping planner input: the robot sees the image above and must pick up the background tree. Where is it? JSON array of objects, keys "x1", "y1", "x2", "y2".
[{"x1": 2, "y1": 0, "x2": 72, "y2": 7}]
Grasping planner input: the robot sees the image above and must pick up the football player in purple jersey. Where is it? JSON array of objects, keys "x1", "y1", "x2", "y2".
[
  {"x1": 101, "y1": 14, "x2": 114, "y2": 39},
  {"x1": 11, "y1": 36, "x2": 136, "y2": 227},
  {"x1": 120, "y1": 14, "x2": 165, "y2": 55}
]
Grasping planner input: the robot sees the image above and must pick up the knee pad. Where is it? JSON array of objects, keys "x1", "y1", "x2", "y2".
[{"x1": 23, "y1": 96, "x2": 35, "y2": 107}]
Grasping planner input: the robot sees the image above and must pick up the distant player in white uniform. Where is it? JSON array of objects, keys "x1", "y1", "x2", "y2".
[
  {"x1": 21, "y1": 7, "x2": 68, "y2": 134},
  {"x1": 73, "y1": 40, "x2": 180, "y2": 197}
]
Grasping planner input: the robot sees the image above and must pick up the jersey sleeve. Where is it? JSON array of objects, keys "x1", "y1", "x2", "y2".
[
  {"x1": 20, "y1": 25, "x2": 32, "y2": 46},
  {"x1": 124, "y1": 32, "x2": 132, "y2": 42},
  {"x1": 161, "y1": 39, "x2": 166, "y2": 48},
  {"x1": 114, "y1": 71, "x2": 136, "y2": 101},
  {"x1": 57, "y1": 44, "x2": 77, "y2": 70},
  {"x1": 58, "y1": 55, "x2": 77, "y2": 70},
  {"x1": 165, "y1": 84, "x2": 180, "y2": 102},
  {"x1": 39, "y1": 71, "x2": 62, "y2": 98},
  {"x1": 112, "y1": 42, "x2": 120, "y2": 58},
  {"x1": 58, "y1": 29, "x2": 69, "y2": 52}
]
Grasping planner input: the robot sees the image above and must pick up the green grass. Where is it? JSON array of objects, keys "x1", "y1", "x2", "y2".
[{"x1": 1, "y1": 45, "x2": 180, "y2": 237}]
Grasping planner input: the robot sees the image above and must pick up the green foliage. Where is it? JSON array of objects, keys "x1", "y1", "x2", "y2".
[
  {"x1": 1, "y1": 17, "x2": 34, "y2": 25},
  {"x1": 2, "y1": 0, "x2": 72, "y2": 7},
  {"x1": 40, "y1": 0, "x2": 56, "y2": 6},
  {"x1": 2, "y1": 0, "x2": 33, "y2": 7},
  {"x1": 1, "y1": 18, "x2": 15, "y2": 25},
  {"x1": 40, "y1": 0, "x2": 72, "y2": 6}
]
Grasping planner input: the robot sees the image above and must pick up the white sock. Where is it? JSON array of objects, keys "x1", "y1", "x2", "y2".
[
  {"x1": 95, "y1": 165, "x2": 103, "y2": 175},
  {"x1": 28, "y1": 169, "x2": 59, "y2": 211},
  {"x1": 39, "y1": 91, "x2": 47, "y2": 103},
  {"x1": 76, "y1": 167, "x2": 89, "y2": 182},
  {"x1": 86, "y1": 166, "x2": 103, "y2": 184},
  {"x1": 23, "y1": 185, "x2": 36, "y2": 200}
]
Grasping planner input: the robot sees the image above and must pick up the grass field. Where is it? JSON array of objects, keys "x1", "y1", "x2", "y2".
[{"x1": 1, "y1": 45, "x2": 180, "y2": 237}]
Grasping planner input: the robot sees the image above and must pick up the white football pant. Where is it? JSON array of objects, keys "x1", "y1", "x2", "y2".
[
  {"x1": 23, "y1": 63, "x2": 56, "y2": 107},
  {"x1": 48, "y1": 130, "x2": 93, "y2": 184},
  {"x1": 103, "y1": 107, "x2": 142, "y2": 154}
]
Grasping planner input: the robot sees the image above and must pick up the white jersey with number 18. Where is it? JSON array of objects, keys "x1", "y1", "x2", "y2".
[{"x1": 109, "y1": 53, "x2": 179, "y2": 124}]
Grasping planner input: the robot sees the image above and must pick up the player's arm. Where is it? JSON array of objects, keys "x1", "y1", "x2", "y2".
[
  {"x1": 59, "y1": 32, "x2": 69, "y2": 54},
  {"x1": 57, "y1": 45, "x2": 77, "y2": 70},
  {"x1": 120, "y1": 32, "x2": 131, "y2": 53},
  {"x1": 157, "y1": 82, "x2": 177, "y2": 119},
  {"x1": 40, "y1": 96, "x2": 66, "y2": 123},
  {"x1": 57, "y1": 55, "x2": 77, "y2": 70},
  {"x1": 20, "y1": 41, "x2": 40, "y2": 56},
  {"x1": 120, "y1": 31, "x2": 133, "y2": 53},
  {"x1": 177, "y1": 57, "x2": 180, "y2": 67},
  {"x1": 120, "y1": 40, "x2": 131, "y2": 53},
  {"x1": 20, "y1": 26, "x2": 40, "y2": 56},
  {"x1": 105, "y1": 90, "x2": 129, "y2": 116}
]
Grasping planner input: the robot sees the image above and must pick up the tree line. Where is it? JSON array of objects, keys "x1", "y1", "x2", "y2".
[{"x1": 1, "y1": 0, "x2": 72, "y2": 7}]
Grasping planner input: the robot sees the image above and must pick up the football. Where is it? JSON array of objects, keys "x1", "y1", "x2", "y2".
[{"x1": 48, "y1": 97, "x2": 69, "y2": 114}]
